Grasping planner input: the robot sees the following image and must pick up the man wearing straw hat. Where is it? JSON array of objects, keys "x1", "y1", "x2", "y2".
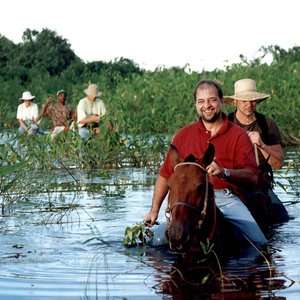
[
  {"x1": 77, "y1": 83, "x2": 107, "y2": 140},
  {"x1": 224, "y1": 78, "x2": 289, "y2": 224},
  {"x1": 145, "y1": 79, "x2": 267, "y2": 246}
]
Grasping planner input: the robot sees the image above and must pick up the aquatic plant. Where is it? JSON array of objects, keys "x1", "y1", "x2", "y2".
[{"x1": 123, "y1": 222, "x2": 154, "y2": 247}]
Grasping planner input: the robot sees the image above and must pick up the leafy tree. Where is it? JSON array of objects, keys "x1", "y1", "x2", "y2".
[
  {"x1": 17, "y1": 28, "x2": 77, "y2": 76},
  {"x1": 0, "y1": 28, "x2": 299, "y2": 146},
  {"x1": 0, "y1": 35, "x2": 16, "y2": 70}
]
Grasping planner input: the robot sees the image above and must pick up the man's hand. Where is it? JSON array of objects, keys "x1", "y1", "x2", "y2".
[
  {"x1": 45, "y1": 97, "x2": 54, "y2": 105},
  {"x1": 91, "y1": 114, "x2": 100, "y2": 122},
  {"x1": 144, "y1": 210, "x2": 158, "y2": 227},
  {"x1": 247, "y1": 131, "x2": 263, "y2": 147},
  {"x1": 206, "y1": 161, "x2": 224, "y2": 178}
]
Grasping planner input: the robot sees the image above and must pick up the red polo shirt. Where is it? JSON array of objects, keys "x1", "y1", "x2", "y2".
[{"x1": 160, "y1": 114, "x2": 258, "y2": 197}]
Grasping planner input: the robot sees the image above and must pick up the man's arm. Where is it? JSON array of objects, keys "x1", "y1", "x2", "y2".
[
  {"x1": 40, "y1": 97, "x2": 53, "y2": 117},
  {"x1": 144, "y1": 175, "x2": 169, "y2": 226},
  {"x1": 206, "y1": 161, "x2": 257, "y2": 186},
  {"x1": 18, "y1": 119, "x2": 28, "y2": 132},
  {"x1": 247, "y1": 131, "x2": 284, "y2": 169},
  {"x1": 78, "y1": 115, "x2": 100, "y2": 126},
  {"x1": 258, "y1": 143, "x2": 284, "y2": 170}
]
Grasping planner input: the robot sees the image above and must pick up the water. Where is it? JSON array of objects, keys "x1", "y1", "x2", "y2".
[{"x1": 0, "y1": 155, "x2": 299, "y2": 299}]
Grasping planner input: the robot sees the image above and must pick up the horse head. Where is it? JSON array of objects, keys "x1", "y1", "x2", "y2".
[{"x1": 166, "y1": 143, "x2": 216, "y2": 253}]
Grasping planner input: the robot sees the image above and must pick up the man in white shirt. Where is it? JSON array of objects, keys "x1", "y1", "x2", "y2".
[
  {"x1": 17, "y1": 91, "x2": 43, "y2": 135},
  {"x1": 77, "y1": 84, "x2": 107, "y2": 140}
]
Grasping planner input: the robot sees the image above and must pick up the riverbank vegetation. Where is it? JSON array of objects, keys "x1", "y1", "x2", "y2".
[
  {"x1": 1, "y1": 28, "x2": 299, "y2": 196},
  {"x1": 1, "y1": 28, "x2": 299, "y2": 146}
]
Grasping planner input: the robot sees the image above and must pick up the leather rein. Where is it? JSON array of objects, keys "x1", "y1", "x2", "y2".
[{"x1": 166, "y1": 162, "x2": 210, "y2": 231}]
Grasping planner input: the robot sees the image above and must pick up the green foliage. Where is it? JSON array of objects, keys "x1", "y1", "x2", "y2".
[
  {"x1": 123, "y1": 222, "x2": 154, "y2": 247},
  {"x1": 19, "y1": 28, "x2": 77, "y2": 76},
  {"x1": 0, "y1": 161, "x2": 27, "y2": 177},
  {"x1": 0, "y1": 137, "x2": 54, "y2": 213},
  {"x1": 0, "y1": 28, "x2": 299, "y2": 146},
  {"x1": 0, "y1": 160, "x2": 28, "y2": 208},
  {"x1": 200, "y1": 239, "x2": 215, "y2": 256},
  {"x1": 0, "y1": 117, "x2": 169, "y2": 171},
  {"x1": 276, "y1": 150, "x2": 300, "y2": 197}
]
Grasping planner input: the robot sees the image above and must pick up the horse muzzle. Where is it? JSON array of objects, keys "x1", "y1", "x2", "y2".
[{"x1": 167, "y1": 222, "x2": 191, "y2": 252}]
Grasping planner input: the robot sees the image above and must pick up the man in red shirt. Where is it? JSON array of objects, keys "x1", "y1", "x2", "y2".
[{"x1": 144, "y1": 80, "x2": 267, "y2": 245}]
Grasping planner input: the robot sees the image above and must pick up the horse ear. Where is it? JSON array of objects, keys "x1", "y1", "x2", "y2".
[
  {"x1": 170, "y1": 144, "x2": 183, "y2": 168},
  {"x1": 201, "y1": 143, "x2": 215, "y2": 167}
]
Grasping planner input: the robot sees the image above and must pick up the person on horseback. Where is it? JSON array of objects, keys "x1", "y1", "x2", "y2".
[
  {"x1": 144, "y1": 80, "x2": 267, "y2": 246},
  {"x1": 224, "y1": 78, "x2": 289, "y2": 224}
]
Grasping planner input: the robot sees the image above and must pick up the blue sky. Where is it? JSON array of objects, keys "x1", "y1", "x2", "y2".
[{"x1": 1, "y1": 0, "x2": 299, "y2": 71}]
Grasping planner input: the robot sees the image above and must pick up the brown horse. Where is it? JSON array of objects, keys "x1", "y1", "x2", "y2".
[
  {"x1": 166, "y1": 143, "x2": 218, "y2": 253},
  {"x1": 164, "y1": 143, "x2": 278, "y2": 254}
]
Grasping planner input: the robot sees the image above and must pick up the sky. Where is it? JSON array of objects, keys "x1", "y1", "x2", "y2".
[{"x1": 1, "y1": 0, "x2": 300, "y2": 72}]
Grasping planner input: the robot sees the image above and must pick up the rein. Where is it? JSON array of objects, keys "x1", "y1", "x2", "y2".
[{"x1": 166, "y1": 162, "x2": 210, "y2": 232}]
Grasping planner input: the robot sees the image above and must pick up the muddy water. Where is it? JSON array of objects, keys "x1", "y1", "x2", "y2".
[{"x1": 0, "y1": 154, "x2": 299, "y2": 299}]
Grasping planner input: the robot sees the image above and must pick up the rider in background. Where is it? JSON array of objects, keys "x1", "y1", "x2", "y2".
[
  {"x1": 224, "y1": 78, "x2": 289, "y2": 223},
  {"x1": 77, "y1": 84, "x2": 107, "y2": 141},
  {"x1": 17, "y1": 91, "x2": 44, "y2": 135},
  {"x1": 144, "y1": 80, "x2": 267, "y2": 246},
  {"x1": 40, "y1": 89, "x2": 76, "y2": 140}
]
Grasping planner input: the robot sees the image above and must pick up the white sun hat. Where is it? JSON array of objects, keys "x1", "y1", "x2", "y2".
[{"x1": 19, "y1": 91, "x2": 35, "y2": 101}]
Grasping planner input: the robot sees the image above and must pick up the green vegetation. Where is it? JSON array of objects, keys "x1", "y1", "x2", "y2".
[
  {"x1": 0, "y1": 28, "x2": 299, "y2": 146},
  {"x1": 1, "y1": 28, "x2": 299, "y2": 208},
  {"x1": 123, "y1": 222, "x2": 154, "y2": 247}
]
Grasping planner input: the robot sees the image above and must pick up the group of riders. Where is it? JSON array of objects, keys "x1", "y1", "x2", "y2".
[
  {"x1": 16, "y1": 83, "x2": 106, "y2": 141},
  {"x1": 144, "y1": 78, "x2": 289, "y2": 248},
  {"x1": 17, "y1": 78, "x2": 289, "y2": 247}
]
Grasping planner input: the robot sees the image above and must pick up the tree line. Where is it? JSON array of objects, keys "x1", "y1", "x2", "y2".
[{"x1": 0, "y1": 28, "x2": 299, "y2": 146}]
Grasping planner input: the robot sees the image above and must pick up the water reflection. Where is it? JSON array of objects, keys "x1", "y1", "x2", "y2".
[{"x1": 142, "y1": 241, "x2": 294, "y2": 299}]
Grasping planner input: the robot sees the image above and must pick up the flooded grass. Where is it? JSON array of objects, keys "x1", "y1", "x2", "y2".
[{"x1": 0, "y1": 134, "x2": 300, "y2": 299}]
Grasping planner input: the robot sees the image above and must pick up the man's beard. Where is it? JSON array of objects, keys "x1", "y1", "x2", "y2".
[{"x1": 201, "y1": 111, "x2": 221, "y2": 123}]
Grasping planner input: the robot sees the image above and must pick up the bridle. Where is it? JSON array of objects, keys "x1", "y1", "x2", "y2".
[{"x1": 166, "y1": 162, "x2": 211, "y2": 232}]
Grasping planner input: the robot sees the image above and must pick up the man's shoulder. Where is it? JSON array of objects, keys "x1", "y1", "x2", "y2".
[
  {"x1": 262, "y1": 114, "x2": 276, "y2": 124},
  {"x1": 176, "y1": 121, "x2": 198, "y2": 133},
  {"x1": 78, "y1": 97, "x2": 88, "y2": 106},
  {"x1": 254, "y1": 111, "x2": 278, "y2": 131},
  {"x1": 95, "y1": 98, "x2": 105, "y2": 104},
  {"x1": 255, "y1": 111, "x2": 275, "y2": 122}
]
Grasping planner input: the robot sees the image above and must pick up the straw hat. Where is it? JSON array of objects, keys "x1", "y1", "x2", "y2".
[
  {"x1": 84, "y1": 84, "x2": 101, "y2": 97},
  {"x1": 224, "y1": 78, "x2": 270, "y2": 105},
  {"x1": 19, "y1": 91, "x2": 35, "y2": 101}
]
